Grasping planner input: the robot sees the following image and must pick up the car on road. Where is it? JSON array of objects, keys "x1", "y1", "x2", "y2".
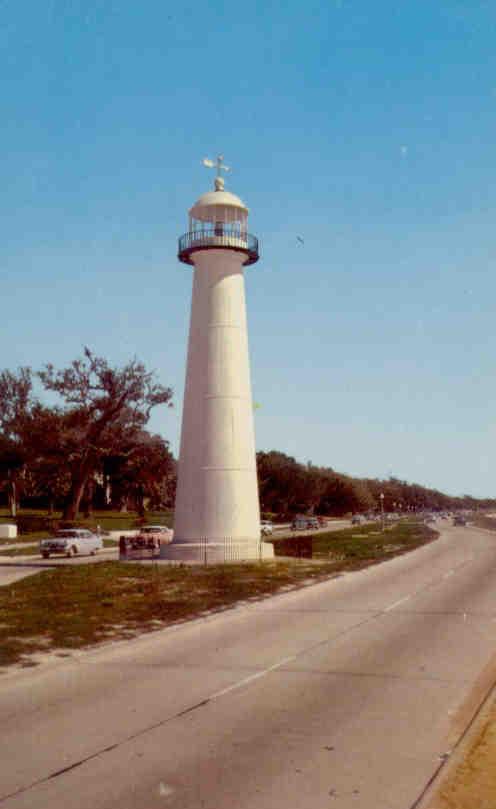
[
  {"x1": 136, "y1": 525, "x2": 173, "y2": 544},
  {"x1": 291, "y1": 516, "x2": 319, "y2": 530},
  {"x1": 453, "y1": 515, "x2": 467, "y2": 526},
  {"x1": 119, "y1": 525, "x2": 173, "y2": 558},
  {"x1": 40, "y1": 529, "x2": 103, "y2": 559},
  {"x1": 260, "y1": 520, "x2": 273, "y2": 536},
  {"x1": 351, "y1": 515, "x2": 363, "y2": 525}
]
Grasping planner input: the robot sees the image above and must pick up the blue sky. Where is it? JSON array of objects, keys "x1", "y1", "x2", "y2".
[{"x1": 1, "y1": 0, "x2": 495, "y2": 497}]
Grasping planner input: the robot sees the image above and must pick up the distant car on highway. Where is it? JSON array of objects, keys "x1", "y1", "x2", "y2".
[
  {"x1": 453, "y1": 515, "x2": 467, "y2": 526},
  {"x1": 306, "y1": 517, "x2": 319, "y2": 529},
  {"x1": 260, "y1": 520, "x2": 273, "y2": 536},
  {"x1": 291, "y1": 516, "x2": 319, "y2": 530},
  {"x1": 40, "y1": 529, "x2": 103, "y2": 559}
]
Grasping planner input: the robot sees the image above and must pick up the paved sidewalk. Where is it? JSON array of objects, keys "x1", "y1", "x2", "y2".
[{"x1": 0, "y1": 567, "x2": 45, "y2": 586}]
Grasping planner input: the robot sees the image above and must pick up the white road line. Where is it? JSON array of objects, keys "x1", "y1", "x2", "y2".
[
  {"x1": 158, "y1": 783, "x2": 175, "y2": 798},
  {"x1": 210, "y1": 655, "x2": 297, "y2": 700},
  {"x1": 384, "y1": 563, "x2": 463, "y2": 613},
  {"x1": 384, "y1": 595, "x2": 411, "y2": 612}
]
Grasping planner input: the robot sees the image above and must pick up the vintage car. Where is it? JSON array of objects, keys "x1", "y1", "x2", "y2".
[
  {"x1": 119, "y1": 525, "x2": 173, "y2": 559},
  {"x1": 136, "y1": 525, "x2": 173, "y2": 543},
  {"x1": 40, "y1": 529, "x2": 103, "y2": 559}
]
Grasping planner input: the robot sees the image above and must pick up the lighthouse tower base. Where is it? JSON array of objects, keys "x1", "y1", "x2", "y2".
[{"x1": 159, "y1": 538, "x2": 274, "y2": 564}]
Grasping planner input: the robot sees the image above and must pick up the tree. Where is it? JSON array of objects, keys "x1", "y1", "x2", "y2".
[
  {"x1": 257, "y1": 451, "x2": 305, "y2": 514},
  {"x1": 318, "y1": 473, "x2": 373, "y2": 516},
  {"x1": 37, "y1": 349, "x2": 173, "y2": 519},
  {"x1": 0, "y1": 367, "x2": 33, "y2": 439},
  {"x1": 0, "y1": 349, "x2": 173, "y2": 519},
  {"x1": 21, "y1": 406, "x2": 73, "y2": 513},
  {"x1": 0, "y1": 435, "x2": 25, "y2": 517},
  {"x1": 104, "y1": 432, "x2": 176, "y2": 514}
]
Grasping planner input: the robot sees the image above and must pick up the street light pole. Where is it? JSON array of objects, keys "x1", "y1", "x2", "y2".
[{"x1": 380, "y1": 492, "x2": 385, "y2": 532}]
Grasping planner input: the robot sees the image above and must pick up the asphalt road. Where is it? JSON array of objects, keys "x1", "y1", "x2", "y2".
[
  {"x1": 271, "y1": 518, "x2": 353, "y2": 539},
  {"x1": 1, "y1": 523, "x2": 495, "y2": 809}
]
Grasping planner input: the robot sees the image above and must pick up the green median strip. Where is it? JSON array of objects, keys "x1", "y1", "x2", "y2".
[
  {"x1": 472, "y1": 515, "x2": 496, "y2": 532},
  {"x1": 0, "y1": 520, "x2": 438, "y2": 669},
  {"x1": 270, "y1": 519, "x2": 436, "y2": 560},
  {"x1": 0, "y1": 547, "x2": 40, "y2": 557},
  {"x1": 0, "y1": 533, "x2": 49, "y2": 546}
]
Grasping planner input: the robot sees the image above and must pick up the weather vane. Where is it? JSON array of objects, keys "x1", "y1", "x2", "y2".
[{"x1": 202, "y1": 155, "x2": 230, "y2": 190}]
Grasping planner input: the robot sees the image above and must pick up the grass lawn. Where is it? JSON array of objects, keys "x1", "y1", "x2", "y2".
[
  {"x1": 0, "y1": 520, "x2": 438, "y2": 669},
  {"x1": 270, "y1": 518, "x2": 436, "y2": 561},
  {"x1": 313, "y1": 519, "x2": 436, "y2": 558},
  {"x1": 0, "y1": 531, "x2": 53, "y2": 546},
  {"x1": 0, "y1": 509, "x2": 174, "y2": 534},
  {"x1": 0, "y1": 546, "x2": 40, "y2": 557}
]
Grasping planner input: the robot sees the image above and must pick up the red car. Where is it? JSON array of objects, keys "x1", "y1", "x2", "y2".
[{"x1": 119, "y1": 525, "x2": 173, "y2": 559}]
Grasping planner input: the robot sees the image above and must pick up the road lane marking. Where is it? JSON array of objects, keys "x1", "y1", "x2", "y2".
[
  {"x1": 383, "y1": 560, "x2": 472, "y2": 614},
  {"x1": 209, "y1": 607, "x2": 393, "y2": 702},
  {"x1": 384, "y1": 595, "x2": 411, "y2": 612},
  {"x1": 158, "y1": 782, "x2": 175, "y2": 798},
  {"x1": 211, "y1": 570, "x2": 468, "y2": 705},
  {"x1": 210, "y1": 655, "x2": 297, "y2": 700}
]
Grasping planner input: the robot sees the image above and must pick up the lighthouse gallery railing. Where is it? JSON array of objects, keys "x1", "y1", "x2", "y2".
[{"x1": 178, "y1": 229, "x2": 259, "y2": 266}]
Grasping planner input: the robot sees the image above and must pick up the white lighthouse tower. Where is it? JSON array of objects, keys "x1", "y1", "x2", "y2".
[{"x1": 161, "y1": 157, "x2": 273, "y2": 562}]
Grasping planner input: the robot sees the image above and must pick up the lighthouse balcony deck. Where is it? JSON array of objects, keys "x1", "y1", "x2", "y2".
[{"x1": 178, "y1": 229, "x2": 259, "y2": 266}]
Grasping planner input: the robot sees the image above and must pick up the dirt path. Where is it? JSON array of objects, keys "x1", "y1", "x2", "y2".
[{"x1": 426, "y1": 689, "x2": 496, "y2": 809}]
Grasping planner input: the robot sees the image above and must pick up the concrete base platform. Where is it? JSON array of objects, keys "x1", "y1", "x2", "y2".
[{"x1": 159, "y1": 540, "x2": 274, "y2": 564}]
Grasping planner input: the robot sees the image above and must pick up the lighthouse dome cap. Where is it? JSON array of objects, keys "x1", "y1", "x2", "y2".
[{"x1": 190, "y1": 189, "x2": 248, "y2": 221}]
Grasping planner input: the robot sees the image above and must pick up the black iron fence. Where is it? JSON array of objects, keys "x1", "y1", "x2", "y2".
[
  {"x1": 178, "y1": 230, "x2": 259, "y2": 266},
  {"x1": 198, "y1": 536, "x2": 264, "y2": 564}
]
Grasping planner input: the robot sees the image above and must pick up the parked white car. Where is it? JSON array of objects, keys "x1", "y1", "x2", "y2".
[{"x1": 40, "y1": 529, "x2": 103, "y2": 559}]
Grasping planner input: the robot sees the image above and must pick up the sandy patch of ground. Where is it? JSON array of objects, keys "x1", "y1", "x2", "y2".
[{"x1": 428, "y1": 692, "x2": 496, "y2": 809}]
